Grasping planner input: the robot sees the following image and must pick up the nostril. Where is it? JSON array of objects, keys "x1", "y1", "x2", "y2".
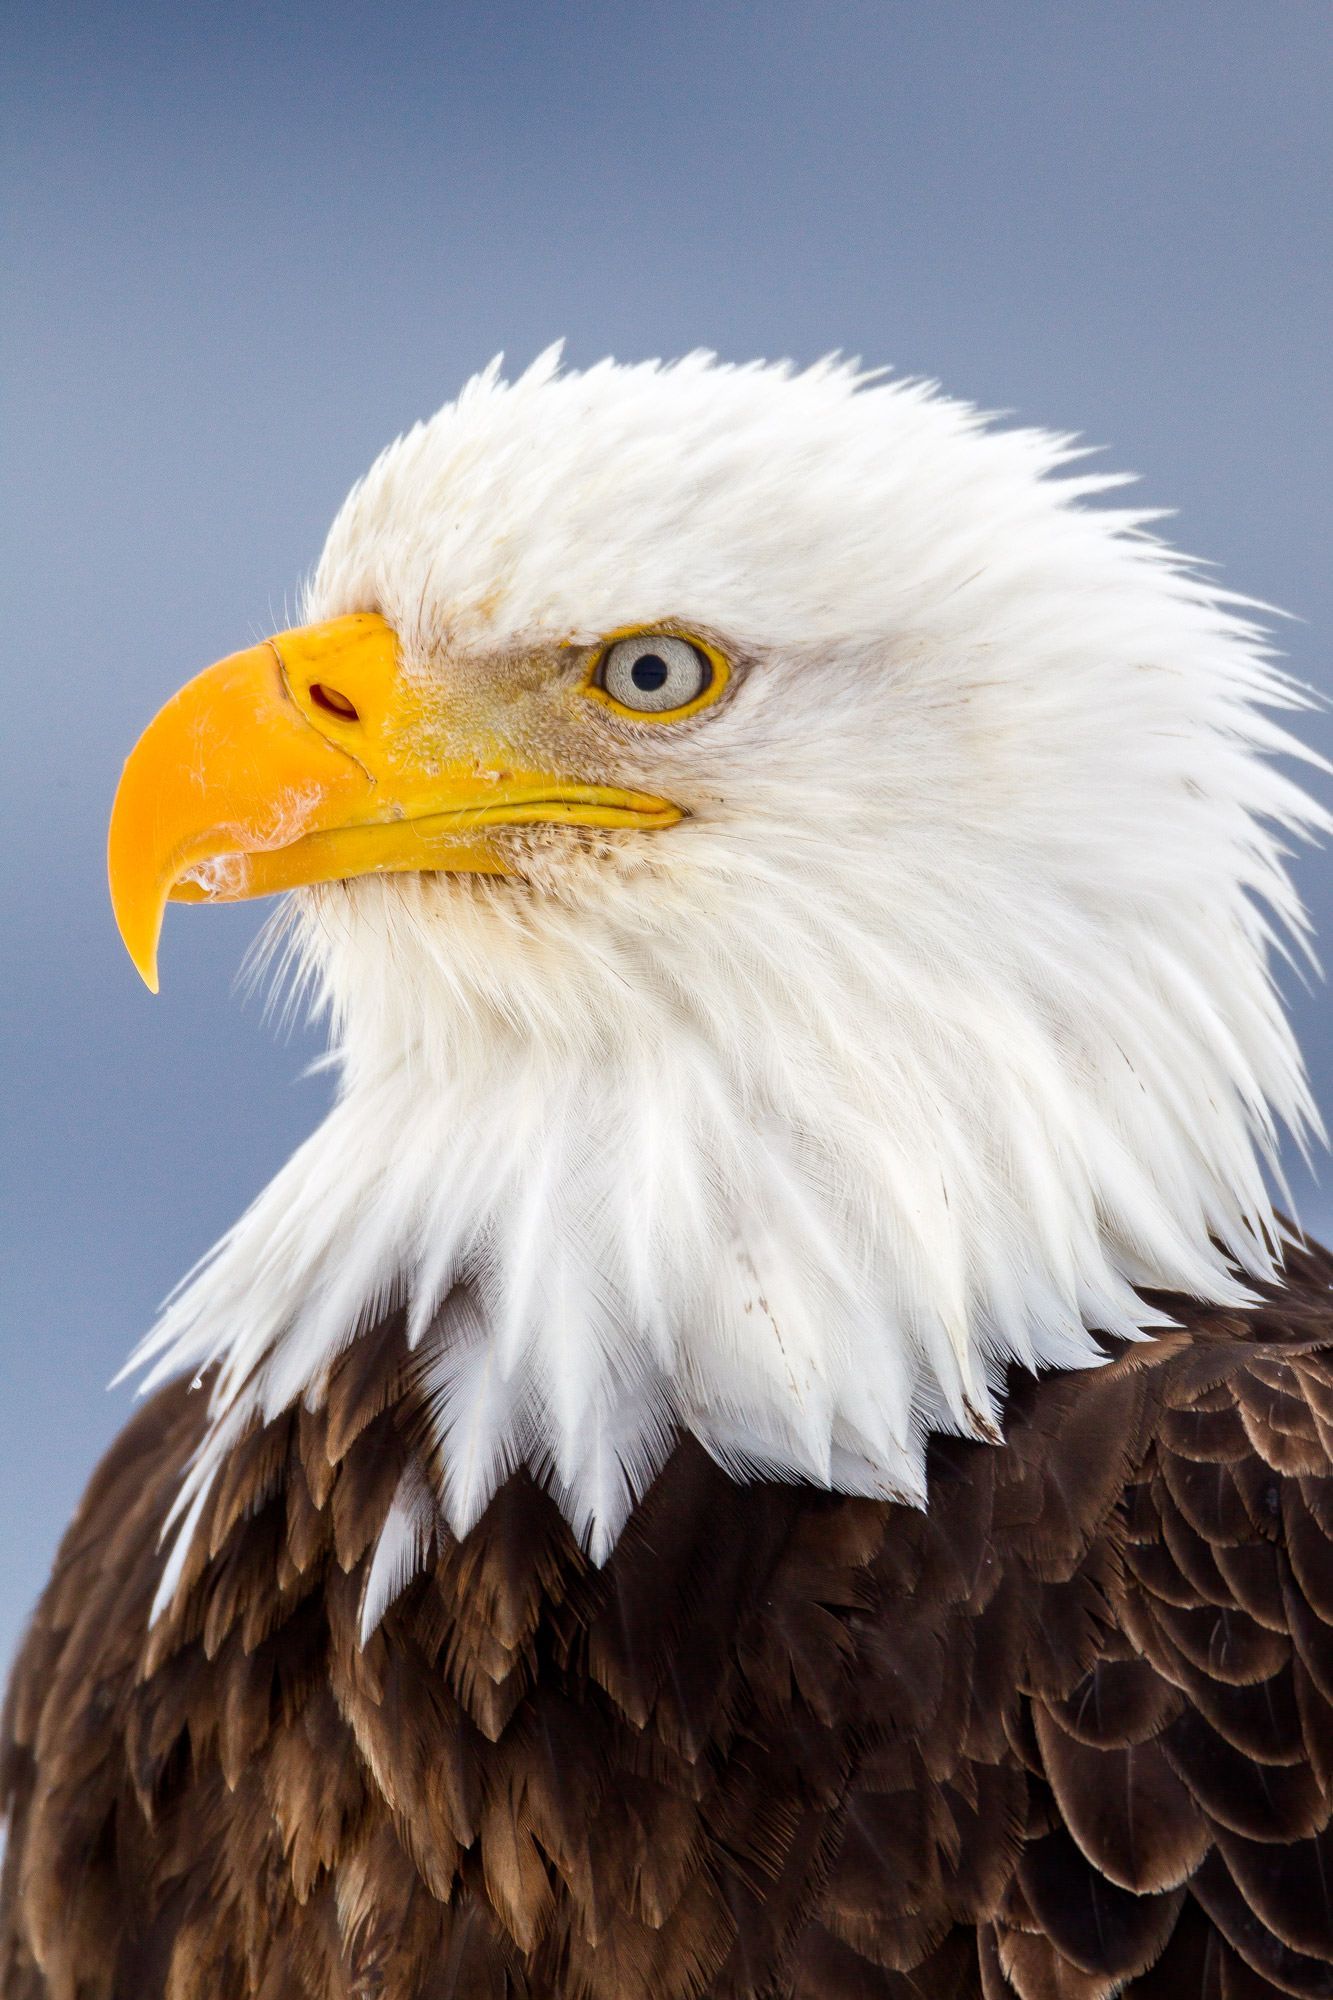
[{"x1": 309, "y1": 683, "x2": 359, "y2": 721}]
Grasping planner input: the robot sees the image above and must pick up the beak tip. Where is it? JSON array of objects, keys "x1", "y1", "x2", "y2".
[
  {"x1": 108, "y1": 844, "x2": 165, "y2": 995},
  {"x1": 126, "y1": 919, "x2": 163, "y2": 992},
  {"x1": 119, "y1": 930, "x2": 160, "y2": 993},
  {"x1": 111, "y1": 896, "x2": 163, "y2": 993}
]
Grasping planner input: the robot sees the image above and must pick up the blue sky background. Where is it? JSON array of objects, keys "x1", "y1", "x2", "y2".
[{"x1": 3, "y1": 1, "x2": 1331, "y2": 1670}]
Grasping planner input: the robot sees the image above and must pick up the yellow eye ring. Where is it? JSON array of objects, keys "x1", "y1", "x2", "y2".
[{"x1": 582, "y1": 626, "x2": 731, "y2": 724}]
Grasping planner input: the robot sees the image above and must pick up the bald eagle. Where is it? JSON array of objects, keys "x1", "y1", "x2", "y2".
[{"x1": 5, "y1": 350, "x2": 1333, "y2": 2000}]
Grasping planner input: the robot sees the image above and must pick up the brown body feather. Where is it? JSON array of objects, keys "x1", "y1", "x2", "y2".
[{"x1": 7, "y1": 1240, "x2": 1333, "y2": 1998}]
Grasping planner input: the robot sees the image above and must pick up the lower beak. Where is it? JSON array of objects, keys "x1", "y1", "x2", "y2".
[{"x1": 108, "y1": 612, "x2": 679, "y2": 990}]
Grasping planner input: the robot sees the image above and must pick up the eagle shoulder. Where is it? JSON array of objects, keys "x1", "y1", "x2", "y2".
[{"x1": 5, "y1": 1241, "x2": 1333, "y2": 1998}]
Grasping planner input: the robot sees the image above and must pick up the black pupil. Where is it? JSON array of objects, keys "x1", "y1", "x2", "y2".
[{"x1": 630, "y1": 652, "x2": 670, "y2": 692}]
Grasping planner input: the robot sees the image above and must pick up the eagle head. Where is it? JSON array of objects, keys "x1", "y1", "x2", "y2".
[{"x1": 110, "y1": 350, "x2": 1324, "y2": 1576}]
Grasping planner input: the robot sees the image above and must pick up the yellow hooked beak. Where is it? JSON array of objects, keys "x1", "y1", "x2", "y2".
[{"x1": 108, "y1": 613, "x2": 680, "y2": 990}]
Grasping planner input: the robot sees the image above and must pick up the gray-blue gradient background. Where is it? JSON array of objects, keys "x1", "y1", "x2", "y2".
[{"x1": 3, "y1": 2, "x2": 1331, "y2": 1671}]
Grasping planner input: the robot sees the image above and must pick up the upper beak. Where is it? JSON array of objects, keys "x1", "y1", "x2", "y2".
[{"x1": 108, "y1": 613, "x2": 679, "y2": 990}]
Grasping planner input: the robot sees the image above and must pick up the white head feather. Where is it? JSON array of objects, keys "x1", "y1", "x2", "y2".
[{"x1": 132, "y1": 349, "x2": 1326, "y2": 1628}]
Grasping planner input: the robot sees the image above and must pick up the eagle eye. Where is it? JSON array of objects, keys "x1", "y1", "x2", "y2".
[{"x1": 588, "y1": 631, "x2": 729, "y2": 721}]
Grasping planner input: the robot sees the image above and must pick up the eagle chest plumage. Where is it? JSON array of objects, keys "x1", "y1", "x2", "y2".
[{"x1": 7, "y1": 1242, "x2": 1333, "y2": 1999}]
